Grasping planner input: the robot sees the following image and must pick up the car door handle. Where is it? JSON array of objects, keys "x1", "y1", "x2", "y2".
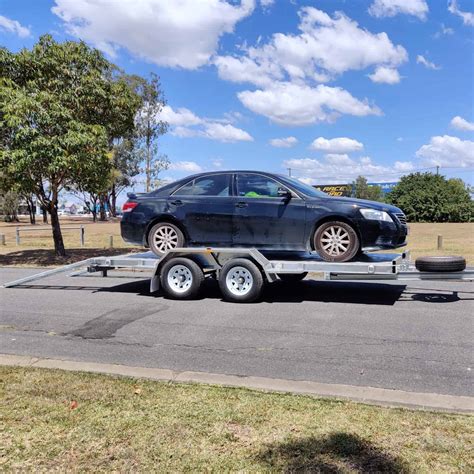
[
  {"x1": 170, "y1": 200, "x2": 183, "y2": 206},
  {"x1": 235, "y1": 202, "x2": 248, "y2": 208}
]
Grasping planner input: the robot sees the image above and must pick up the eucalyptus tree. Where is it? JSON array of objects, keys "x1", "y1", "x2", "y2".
[{"x1": 0, "y1": 35, "x2": 140, "y2": 255}]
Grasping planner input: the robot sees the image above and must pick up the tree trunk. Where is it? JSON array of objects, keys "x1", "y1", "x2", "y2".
[
  {"x1": 26, "y1": 197, "x2": 36, "y2": 225},
  {"x1": 49, "y1": 204, "x2": 66, "y2": 257},
  {"x1": 110, "y1": 184, "x2": 117, "y2": 217},
  {"x1": 146, "y1": 134, "x2": 151, "y2": 193},
  {"x1": 99, "y1": 194, "x2": 107, "y2": 221},
  {"x1": 42, "y1": 206, "x2": 48, "y2": 224}
]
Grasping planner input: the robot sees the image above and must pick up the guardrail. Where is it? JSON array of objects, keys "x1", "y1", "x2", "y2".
[{"x1": 15, "y1": 225, "x2": 85, "y2": 247}]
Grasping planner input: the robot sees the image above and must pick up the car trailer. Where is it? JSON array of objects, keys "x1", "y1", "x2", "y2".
[{"x1": 3, "y1": 248, "x2": 473, "y2": 303}]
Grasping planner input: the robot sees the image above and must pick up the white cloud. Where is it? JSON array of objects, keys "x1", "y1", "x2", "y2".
[
  {"x1": 215, "y1": 7, "x2": 407, "y2": 87},
  {"x1": 160, "y1": 106, "x2": 202, "y2": 126},
  {"x1": 284, "y1": 155, "x2": 414, "y2": 183},
  {"x1": 448, "y1": 0, "x2": 474, "y2": 26},
  {"x1": 269, "y1": 137, "x2": 298, "y2": 148},
  {"x1": 416, "y1": 135, "x2": 474, "y2": 167},
  {"x1": 0, "y1": 14, "x2": 30, "y2": 37},
  {"x1": 169, "y1": 161, "x2": 203, "y2": 173},
  {"x1": 52, "y1": 0, "x2": 254, "y2": 69},
  {"x1": 393, "y1": 161, "x2": 415, "y2": 171},
  {"x1": 203, "y1": 123, "x2": 253, "y2": 142},
  {"x1": 211, "y1": 158, "x2": 224, "y2": 168},
  {"x1": 260, "y1": 0, "x2": 274, "y2": 7},
  {"x1": 368, "y1": 0, "x2": 428, "y2": 20},
  {"x1": 162, "y1": 105, "x2": 253, "y2": 142},
  {"x1": 368, "y1": 66, "x2": 401, "y2": 84},
  {"x1": 324, "y1": 154, "x2": 354, "y2": 165},
  {"x1": 238, "y1": 82, "x2": 381, "y2": 126},
  {"x1": 310, "y1": 137, "x2": 364, "y2": 153},
  {"x1": 434, "y1": 23, "x2": 454, "y2": 38},
  {"x1": 451, "y1": 116, "x2": 474, "y2": 131},
  {"x1": 416, "y1": 54, "x2": 441, "y2": 70}
]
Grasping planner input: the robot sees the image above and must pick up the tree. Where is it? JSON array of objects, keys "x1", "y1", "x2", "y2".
[
  {"x1": 0, "y1": 35, "x2": 115, "y2": 256},
  {"x1": 352, "y1": 176, "x2": 384, "y2": 201},
  {"x1": 387, "y1": 172, "x2": 472, "y2": 222},
  {"x1": 134, "y1": 73, "x2": 169, "y2": 192}
]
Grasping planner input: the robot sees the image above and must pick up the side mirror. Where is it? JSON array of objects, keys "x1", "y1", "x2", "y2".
[{"x1": 277, "y1": 187, "x2": 291, "y2": 199}]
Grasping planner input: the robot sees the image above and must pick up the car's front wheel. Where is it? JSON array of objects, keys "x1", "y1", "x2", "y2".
[
  {"x1": 148, "y1": 222, "x2": 185, "y2": 256},
  {"x1": 313, "y1": 221, "x2": 359, "y2": 262}
]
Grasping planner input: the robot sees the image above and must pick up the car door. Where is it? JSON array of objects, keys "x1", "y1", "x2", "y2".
[
  {"x1": 168, "y1": 173, "x2": 234, "y2": 245},
  {"x1": 233, "y1": 173, "x2": 307, "y2": 249}
]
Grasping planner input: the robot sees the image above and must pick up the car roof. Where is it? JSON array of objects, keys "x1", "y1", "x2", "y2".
[{"x1": 182, "y1": 170, "x2": 282, "y2": 180}]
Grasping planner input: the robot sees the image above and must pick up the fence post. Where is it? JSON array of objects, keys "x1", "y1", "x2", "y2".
[
  {"x1": 437, "y1": 235, "x2": 443, "y2": 250},
  {"x1": 109, "y1": 235, "x2": 114, "y2": 248},
  {"x1": 16, "y1": 227, "x2": 20, "y2": 245},
  {"x1": 0, "y1": 234, "x2": 5, "y2": 245},
  {"x1": 80, "y1": 225, "x2": 85, "y2": 247}
]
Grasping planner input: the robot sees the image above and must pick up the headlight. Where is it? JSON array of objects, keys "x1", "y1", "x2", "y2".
[{"x1": 360, "y1": 208, "x2": 393, "y2": 222}]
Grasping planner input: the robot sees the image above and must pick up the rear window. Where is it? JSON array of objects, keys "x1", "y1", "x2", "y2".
[{"x1": 174, "y1": 174, "x2": 231, "y2": 197}]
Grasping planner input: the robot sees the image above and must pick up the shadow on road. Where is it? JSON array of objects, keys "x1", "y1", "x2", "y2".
[
  {"x1": 8, "y1": 277, "x2": 472, "y2": 305},
  {"x1": 256, "y1": 432, "x2": 408, "y2": 472}
]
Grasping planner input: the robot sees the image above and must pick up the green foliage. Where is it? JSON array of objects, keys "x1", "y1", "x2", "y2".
[
  {"x1": 0, "y1": 35, "x2": 142, "y2": 253},
  {"x1": 133, "y1": 73, "x2": 169, "y2": 192},
  {"x1": 387, "y1": 172, "x2": 472, "y2": 222},
  {"x1": 352, "y1": 176, "x2": 384, "y2": 202}
]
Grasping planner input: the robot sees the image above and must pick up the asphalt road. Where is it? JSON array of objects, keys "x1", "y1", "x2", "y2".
[{"x1": 1, "y1": 266, "x2": 473, "y2": 397}]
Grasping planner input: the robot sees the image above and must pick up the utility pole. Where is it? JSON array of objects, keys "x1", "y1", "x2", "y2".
[
  {"x1": 436, "y1": 165, "x2": 439, "y2": 175},
  {"x1": 287, "y1": 167, "x2": 292, "y2": 177}
]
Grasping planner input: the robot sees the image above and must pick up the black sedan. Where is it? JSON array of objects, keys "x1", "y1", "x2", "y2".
[{"x1": 121, "y1": 171, "x2": 407, "y2": 262}]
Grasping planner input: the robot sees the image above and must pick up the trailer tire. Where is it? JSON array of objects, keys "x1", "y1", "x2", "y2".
[
  {"x1": 415, "y1": 256, "x2": 466, "y2": 272},
  {"x1": 278, "y1": 272, "x2": 308, "y2": 282},
  {"x1": 219, "y1": 258, "x2": 264, "y2": 303},
  {"x1": 160, "y1": 258, "x2": 204, "y2": 299}
]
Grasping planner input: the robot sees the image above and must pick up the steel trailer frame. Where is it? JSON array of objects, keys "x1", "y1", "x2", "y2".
[{"x1": 2, "y1": 248, "x2": 473, "y2": 294}]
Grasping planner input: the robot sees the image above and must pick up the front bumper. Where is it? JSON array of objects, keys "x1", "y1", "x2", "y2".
[{"x1": 355, "y1": 217, "x2": 408, "y2": 251}]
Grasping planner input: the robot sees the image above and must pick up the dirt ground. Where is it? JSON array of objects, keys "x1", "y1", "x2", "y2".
[{"x1": 0, "y1": 216, "x2": 472, "y2": 266}]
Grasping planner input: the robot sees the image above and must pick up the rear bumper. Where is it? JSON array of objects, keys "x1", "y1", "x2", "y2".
[{"x1": 120, "y1": 215, "x2": 147, "y2": 246}]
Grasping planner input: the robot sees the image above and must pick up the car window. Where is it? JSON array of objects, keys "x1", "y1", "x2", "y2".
[
  {"x1": 174, "y1": 174, "x2": 230, "y2": 197},
  {"x1": 237, "y1": 174, "x2": 285, "y2": 198}
]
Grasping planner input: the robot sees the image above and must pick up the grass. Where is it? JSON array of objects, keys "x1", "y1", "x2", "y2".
[
  {"x1": 0, "y1": 217, "x2": 472, "y2": 266},
  {"x1": 0, "y1": 367, "x2": 472, "y2": 472}
]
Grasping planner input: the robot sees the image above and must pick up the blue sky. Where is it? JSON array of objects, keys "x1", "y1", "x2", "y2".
[{"x1": 1, "y1": 0, "x2": 473, "y2": 192}]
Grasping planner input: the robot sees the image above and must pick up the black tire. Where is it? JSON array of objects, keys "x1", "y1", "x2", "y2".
[
  {"x1": 148, "y1": 222, "x2": 185, "y2": 256},
  {"x1": 415, "y1": 256, "x2": 466, "y2": 272},
  {"x1": 219, "y1": 258, "x2": 264, "y2": 303},
  {"x1": 160, "y1": 258, "x2": 204, "y2": 299},
  {"x1": 313, "y1": 221, "x2": 359, "y2": 262},
  {"x1": 278, "y1": 272, "x2": 308, "y2": 282}
]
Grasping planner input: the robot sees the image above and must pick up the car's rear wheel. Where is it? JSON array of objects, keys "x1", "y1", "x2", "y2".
[
  {"x1": 149, "y1": 222, "x2": 185, "y2": 256},
  {"x1": 313, "y1": 221, "x2": 359, "y2": 262}
]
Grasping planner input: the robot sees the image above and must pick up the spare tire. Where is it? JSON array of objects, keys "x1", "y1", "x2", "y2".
[{"x1": 415, "y1": 256, "x2": 466, "y2": 272}]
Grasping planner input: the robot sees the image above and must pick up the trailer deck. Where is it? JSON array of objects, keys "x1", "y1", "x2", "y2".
[{"x1": 3, "y1": 248, "x2": 473, "y2": 293}]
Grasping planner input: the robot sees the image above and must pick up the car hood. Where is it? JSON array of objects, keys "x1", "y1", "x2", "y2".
[{"x1": 309, "y1": 196, "x2": 403, "y2": 214}]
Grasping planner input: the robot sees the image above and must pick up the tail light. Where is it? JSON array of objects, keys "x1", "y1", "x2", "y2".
[{"x1": 122, "y1": 201, "x2": 138, "y2": 213}]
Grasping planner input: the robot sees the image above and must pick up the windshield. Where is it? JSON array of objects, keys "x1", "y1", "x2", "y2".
[{"x1": 279, "y1": 176, "x2": 327, "y2": 198}]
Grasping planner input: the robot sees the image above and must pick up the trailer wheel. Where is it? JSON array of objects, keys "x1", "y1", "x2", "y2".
[
  {"x1": 415, "y1": 256, "x2": 466, "y2": 272},
  {"x1": 160, "y1": 258, "x2": 204, "y2": 299},
  {"x1": 278, "y1": 272, "x2": 308, "y2": 282},
  {"x1": 219, "y1": 258, "x2": 264, "y2": 303}
]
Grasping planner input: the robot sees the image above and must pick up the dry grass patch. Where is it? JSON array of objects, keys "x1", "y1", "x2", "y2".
[{"x1": 1, "y1": 367, "x2": 472, "y2": 471}]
